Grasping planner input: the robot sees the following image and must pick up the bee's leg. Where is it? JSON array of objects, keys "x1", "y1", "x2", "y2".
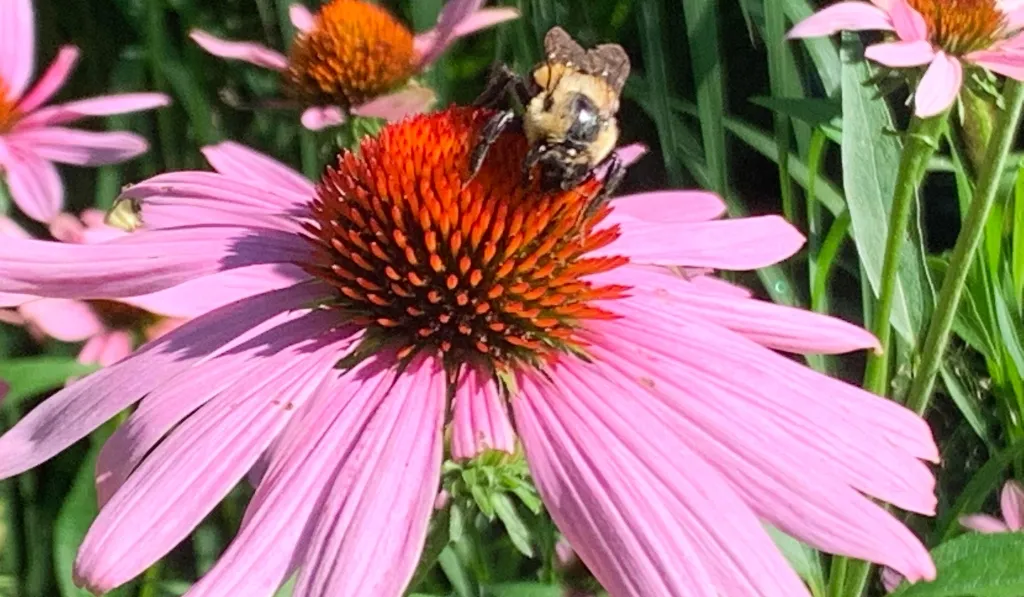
[
  {"x1": 468, "y1": 110, "x2": 518, "y2": 180},
  {"x1": 474, "y1": 64, "x2": 525, "y2": 108},
  {"x1": 585, "y1": 153, "x2": 626, "y2": 217}
]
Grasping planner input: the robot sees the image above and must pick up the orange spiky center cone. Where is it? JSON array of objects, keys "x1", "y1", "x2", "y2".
[
  {"x1": 303, "y1": 107, "x2": 630, "y2": 371},
  {"x1": 908, "y1": 0, "x2": 1006, "y2": 54},
  {"x1": 285, "y1": 0, "x2": 417, "y2": 109},
  {"x1": 0, "y1": 79, "x2": 21, "y2": 133}
]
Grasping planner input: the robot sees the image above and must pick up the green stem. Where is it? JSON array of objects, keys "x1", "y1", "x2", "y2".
[
  {"x1": 862, "y1": 113, "x2": 949, "y2": 396},
  {"x1": 905, "y1": 81, "x2": 1024, "y2": 416},
  {"x1": 138, "y1": 560, "x2": 163, "y2": 597}
]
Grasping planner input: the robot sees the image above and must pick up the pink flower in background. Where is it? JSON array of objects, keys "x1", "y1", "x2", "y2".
[
  {"x1": 0, "y1": 0, "x2": 169, "y2": 222},
  {"x1": 192, "y1": 0, "x2": 518, "y2": 130},
  {"x1": 0, "y1": 108, "x2": 938, "y2": 597},
  {"x1": 788, "y1": 0, "x2": 1024, "y2": 117},
  {"x1": 961, "y1": 480, "x2": 1024, "y2": 532}
]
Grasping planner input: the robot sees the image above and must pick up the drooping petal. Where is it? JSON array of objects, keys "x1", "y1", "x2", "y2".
[
  {"x1": 15, "y1": 92, "x2": 170, "y2": 128},
  {"x1": 189, "y1": 30, "x2": 288, "y2": 71},
  {"x1": 0, "y1": 282, "x2": 328, "y2": 480},
  {"x1": 6, "y1": 127, "x2": 148, "y2": 166},
  {"x1": 451, "y1": 366, "x2": 516, "y2": 460},
  {"x1": 966, "y1": 49, "x2": 1024, "y2": 80},
  {"x1": 16, "y1": 46, "x2": 79, "y2": 114},
  {"x1": 959, "y1": 514, "x2": 1011, "y2": 533},
  {"x1": 888, "y1": 0, "x2": 928, "y2": 41},
  {"x1": 414, "y1": 0, "x2": 482, "y2": 67},
  {"x1": 414, "y1": 6, "x2": 519, "y2": 66},
  {"x1": 592, "y1": 215, "x2": 805, "y2": 270},
  {"x1": 352, "y1": 85, "x2": 437, "y2": 121},
  {"x1": 0, "y1": 141, "x2": 64, "y2": 222},
  {"x1": 787, "y1": 2, "x2": 894, "y2": 38},
  {"x1": 293, "y1": 356, "x2": 445, "y2": 597},
  {"x1": 577, "y1": 314, "x2": 937, "y2": 581},
  {"x1": 300, "y1": 106, "x2": 346, "y2": 131},
  {"x1": 0, "y1": 225, "x2": 310, "y2": 298},
  {"x1": 864, "y1": 40, "x2": 935, "y2": 67},
  {"x1": 514, "y1": 368, "x2": 811, "y2": 597},
  {"x1": 914, "y1": 53, "x2": 963, "y2": 118},
  {"x1": 289, "y1": 3, "x2": 315, "y2": 32},
  {"x1": 594, "y1": 265, "x2": 879, "y2": 354},
  {"x1": 603, "y1": 191, "x2": 727, "y2": 227},
  {"x1": 75, "y1": 323, "x2": 352, "y2": 594},
  {"x1": 0, "y1": 0, "x2": 35, "y2": 99},
  {"x1": 200, "y1": 142, "x2": 314, "y2": 197},
  {"x1": 1001, "y1": 480, "x2": 1024, "y2": 530},
  {"x1": 78, "y1": 330, "x2": 134, "y2": 368},
  {"x1": 182, "y1": 356, "x2": 393, "y2": 597},
  {"x1": 17, "y1": 298, "x2": 103, "y2": 342}
]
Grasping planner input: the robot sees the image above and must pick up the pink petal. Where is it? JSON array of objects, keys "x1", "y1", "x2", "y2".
[
  {"x1": 289, "y1": 3, "x2": 315, "y2": 32},
  {"x1": 190, "y1": 30, "x2": 288, "y2": 71},
  {"x1": 352, "y1": 85, "x2": 437, "y2": 121},
  {"x1": 593, "y1": 215, "x2": 806, "y2": 270},
  {"x1": 0, "y1": 282, "x2": 327, "y2": 480},
  {"x1": 604, "y1": 191, "x2": 727, "y2": 227},
  {"x1": 7, "y1": 127, "x2": 148, "y2": 166},
  {"x1": 0, "y1": 215, "x2": 29, "y2": 239},
  {"x1": 16, "y1": 93, "x2": 170, "y2": 128},
  {"x1": 0, "y1": 0, "x2": 35, "y2": 99},
  {"x1": 0, "y1": 141, "x2": 64, "y2": 222},
  {"x1": 787, "y1": 2, "x2": 894, "y2": 38},
  {"x1": 414, "y1": 0, "x2": 483, "y2": 67},
  {"x1": 75, "y1": 327, "x2": 351, "y2": 594},
  {"x1": 1006, "y1": 6, "x2": 1024, "y2": 29},
  {"x1": 77, "y1": 330, "x2": 133, "y2": 368},
  {"x1": 293, "y1": 356, "x2": 445, "y2": 597},
  {"x1": 48, "y1": 212, "x2": 88, "y2": 242},
  {"x1": 889, "y1": 0, "x2": 928, "y2": 41},
  {"x1": 865, "y1": 40, "x2": 936, "y2": 67},
  {"x1": 0, "y1": 226, "x2": 310, "y2": 298},
  {"x1": 575, "y1": 313, "x2": 937, "y2": 581},
  {"x1": 687, "y1": 274, "x2": 753, "y2": 298},
  {"x1": 94, "y1": 310, "x2": 354, "y2": 508},
  {"x1": 914, "y1": 53, "x2": 963, "y2": 118},
  {"x1": 514, "y1": 368, "x2": 811, "y2": 596},
  {"x1": 300, "y1": 106, "x2": 346, "y2": 131},
  {"x1": 183, "y1": 354, "x2": 393, "y2": 597},
  {"x1": 121, "y1": 264, "x2": 309, "y2": 319},
  {"x1": 614, "y1": 142, "x2": 648, "y2": 168},
  {"x1": 16, "y1": 46, "x2": 79, "y2": 114},
  {"x1": 599, "y1": 265, "x2": 880, "y2": 354},
  {"x1": 415, "y1": 7, "x2": 519, "y2": 66},
  {"x1": 1001, "y1": 480, "x2": 1024, "y2": 530},
  {"x1": 200, "y1": 142, "x2": 314, "y2": 197},
  {"x1": 966, "y1": 49, "x2": 1024, "y2": 80},
  {"x1": 17, "y1": 298, "x2": 103, "y2": 342},
  {"x1": 451, "y1": 366, "x2": 516, "y2": 460},
  {"x1": 959, "y1": 514, "x2": 1011, "y2": 533}
]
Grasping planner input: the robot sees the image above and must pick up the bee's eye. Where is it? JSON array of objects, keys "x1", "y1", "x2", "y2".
[{"x1": 566, "y1": 93, "x2": 600, "y2": 143}]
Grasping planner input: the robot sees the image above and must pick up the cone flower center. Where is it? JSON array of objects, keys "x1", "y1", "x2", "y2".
[
  {"x1": 303, "y1": 107, "x2": 630, "y2": 371},
  {"x1": 0, "y1": 79, "x2": 21, "y2": 134},
  {"x1": 285, "y1": 0, "x2": 417, "y2": 108},
  {"x1": 908, "y1": 0, "x2": 1006, "y2": 54}
]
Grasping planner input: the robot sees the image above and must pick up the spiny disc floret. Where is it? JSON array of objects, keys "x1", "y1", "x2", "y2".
[
  {"x1": 908, "y1": 0, "x2": 1007, "y2": 54},
  {"x1": 303, "y1": 107, "x2": 629, "y2": 369}
]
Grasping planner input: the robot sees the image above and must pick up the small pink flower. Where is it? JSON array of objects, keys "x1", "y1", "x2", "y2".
[
  {"x1": 789, "y1": 0, "x2": 1024, "y2": 117},
  {"x1": 0, "y1": 0, "x2": 169, "y2": 222},
  {"x1": 191, "y1": 0, "x2": 518, "y2": 130},
  {"x1": 0, "y1": 108, "x2": 938, "y2": 596},
  {"x1": 961, "y1": 479, "x2": 1024, "y2": 532}
]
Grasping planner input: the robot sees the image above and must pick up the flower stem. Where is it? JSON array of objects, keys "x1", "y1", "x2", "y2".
[
  {"x1": 862, "y1": 113, "x2": 949, "y2": 396},
  {"x1": 905, "y1": 81, "x2": 1024, "y2": 416}
]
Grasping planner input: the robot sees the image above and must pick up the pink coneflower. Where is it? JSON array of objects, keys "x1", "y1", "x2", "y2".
[
  {"x1": 961, "y1": 479, "x2": 1024, "y2": 532},
  {"x1": 789, "y1": 0, "x2": 1024, "y2": 117},
  {"x1": 0, "y1": 0, "x2": 169, "y2": 222},
  {"x1": 0, "y1": 107, "x2": 937, "y2": 596},
  {"x1": 192, "y1": 0, "x2": 518, "y2": 130}
]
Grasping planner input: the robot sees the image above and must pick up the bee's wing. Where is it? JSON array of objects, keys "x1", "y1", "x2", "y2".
[
  {"x1": 587, "y1": 44, "x2": 631, "y2": 93},
  {"x1": 544, "y1": 26, "x2": 587, "y2": 68}
]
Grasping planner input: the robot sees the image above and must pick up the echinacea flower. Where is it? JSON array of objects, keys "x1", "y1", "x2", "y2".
[
  {"x1": 960, "y1": 479, "x2": 1024, "y2": 532},
  {"x1": 192, "y1": 0, "x2": 518, "y2": 130},
  {"x1": 0, "y1": 107, "x2": 939, "y2": 597},
  {"x1": 788, "y1": 0, "x2": 1024, "y2": 117},
  {"x1": 0, "y1": 0, "x2": 169, "y2": 222}
]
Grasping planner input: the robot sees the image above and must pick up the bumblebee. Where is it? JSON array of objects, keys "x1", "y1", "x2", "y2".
[{"x1": 469, "y1": 27, "x2": 630, "y2": 209}]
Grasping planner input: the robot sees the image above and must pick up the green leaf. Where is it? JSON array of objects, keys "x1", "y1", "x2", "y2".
[
  {"x1": 936, "y1": 441, "x2": 1024, "y2": 541},
  {"x1": 491, "y1": 493, "x2": 534, "y2": 558},
  {"x1": 891, "y1": 533, "x2": 1024, "y2": 596},
  {"x1": 484, "y1": 582, "x2": 563, "y2": 597},
  {"x1": 840, "y1": 35, "x2": 929, "y2": 343},
  {"x1": 749, "y1": 96, "x2": 841, "y2": 129},
  {"x1": 766, "y1": 526, "x2": 825, "y2": 596},
  {"x1": 0, "y1": 358, "x2": 98, "y2": 407},
  {"x1": 681, "y1": 0, "x2": 728, "y2": 194},
  {"x1": 781, "y1": 0, "x2": 841, "y2": 94},
  {"x1": 939, "y1": 363, "x2": 995, "y2": 449}
]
